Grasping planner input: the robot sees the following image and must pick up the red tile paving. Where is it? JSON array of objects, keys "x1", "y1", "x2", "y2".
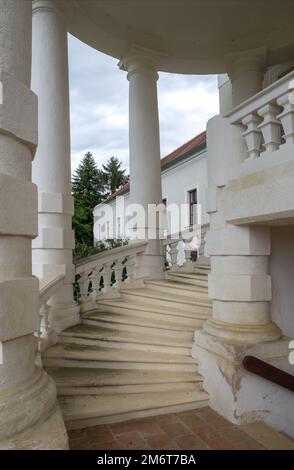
[{"x1": 68, "y1": 407, "x2": 267, "y2": 450}]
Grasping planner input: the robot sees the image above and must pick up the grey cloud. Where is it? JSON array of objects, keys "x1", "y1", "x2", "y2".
[{"x1": 68, "y1": 34, "x2": 219, "y2": 174}]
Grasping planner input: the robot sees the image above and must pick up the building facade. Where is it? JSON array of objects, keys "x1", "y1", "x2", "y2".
[{"x1": 93, "y1": 131, "x2": 208, "y2": 242}]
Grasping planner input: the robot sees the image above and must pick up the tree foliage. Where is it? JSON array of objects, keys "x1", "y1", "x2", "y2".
[
  {"x1": 102, "y1": 156, "x2": 128, "y2": 195},
  {"x1": 72, "y1": 152, "x2": 128, "y2": 259}
]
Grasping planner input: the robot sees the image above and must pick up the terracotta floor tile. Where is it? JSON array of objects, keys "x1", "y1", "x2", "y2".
[
  {"x1": 145, "y1": 433, "x2": 174, "y2": 450},
  {"x1": 178, "y1": 412, "x2": 205, "y2": 429},
  {"x1": 175, "y1": 433, "x2": 209, "y2": 450},
  {"x1": 133, "y1": 419, "x2": 162, "y2": 436},
  {"x1": 159, "y1": 421, "x2": 190, "y2": 437},
  {"x1": 69, "y1": 438, "x2": 91, "y2": 450},
  {"x1": 115, "y1": 431, "x2": 147, "y2": 450},
  {"x1": 155, "y1": 414, "x2": 180, "y2": 426},
  {"x1": 90, "y1": 441, "x2": 120, "y2": 450},
  {"x1": 109, "y1": 421, "x2": 139, "y2": 435},
  {"x1": 85, "y1": 425, "x2": 113, "y2": 444},
  {"x1": 67, "y1": 408, "x2": 279, "y2": 451}
]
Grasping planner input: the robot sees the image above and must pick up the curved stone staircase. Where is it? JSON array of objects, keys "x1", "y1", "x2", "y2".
[{"x1": 43, "y1": 264, "x2": 211, "y2": 429}]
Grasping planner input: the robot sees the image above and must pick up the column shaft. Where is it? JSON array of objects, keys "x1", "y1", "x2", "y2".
[
  {"x1": 0, "y1": 0, "x2": 67, "y2": 448},
  {"x1": 119, "y1": 48, "x2": 163, "y2": 278},
  {"x1": 32, "y1": 0, "x2": 80, "y2": 332}
]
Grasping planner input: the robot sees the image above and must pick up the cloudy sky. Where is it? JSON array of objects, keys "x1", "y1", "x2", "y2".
[{"x1": 68, "y1": 34, "x2": 219, "y2": 174}]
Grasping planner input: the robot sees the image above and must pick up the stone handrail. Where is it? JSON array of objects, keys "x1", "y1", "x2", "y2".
[
  {"x1": 75, "y1": 241, "x2": 148, "y2": 312},
  {"x1": 226, "y1": 69, "x2": 294, "y2": 160},
  {"x1": 163, "y1": 223, "x2": 209, "y2": 271},
  {"x1": 37, "y1": 274, "x2": 65, "y2": 352}
]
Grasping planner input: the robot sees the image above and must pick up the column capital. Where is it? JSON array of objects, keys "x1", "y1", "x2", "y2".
[
  {"x1": 226, "y1": 47, "x2": 267, "y2": 80},
  {"x1": 32, "y1": 0, "x2": 66, "y2": 16},
  {"x1": 118, "y1": 45, "x2": 166, "y2": 79}
]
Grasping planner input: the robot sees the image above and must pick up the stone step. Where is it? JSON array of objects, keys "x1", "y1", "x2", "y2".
[
  {"x1": 83, "y1": 305, "x2": 209, "y2": 335},
  {"x1": 59, "y1": 389, "x2": 209, "y2": 429},
  {"x1": 82, "y1": 311, "x2": 195, "y2": 339},
  {"x1": 43, "y1": 343, "x2": 198, "y2": 372},
  {"x1": 47, "y1": 367, "x2": 203, "y2": 395},
  {"x1": 144, "y1": 279, "x2": 210, "y2": 299},
  {"x1": 98, "y1": 295, "x2": 211, "y2": 321},
  {"x1": 47, "y1": 367, "x2": 202, "y2": 388},
  {"x1": 119, "y1": 288, "x2": 211, "y2": 312},
  {"x1": 95, "y1": 302, "x2": 208, "y2": 327},
  {"x1": 167, "y1": 272, "x2": 209, "y2": 287},
  {"x1": 59, "y1": 331, "x2": 191, "y2": 356},
  {"x1": 61, "y1": 323, "x2": 192, "y2": 348}
]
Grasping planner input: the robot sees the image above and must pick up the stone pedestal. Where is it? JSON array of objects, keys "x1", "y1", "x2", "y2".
[{"x1": 0, "y1": 0, "x2": 68, "y2": 449}]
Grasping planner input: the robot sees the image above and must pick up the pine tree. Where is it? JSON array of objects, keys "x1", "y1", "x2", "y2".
[
  {"x1": 102, "y1": 156, "x2": 128, "y2": 195},
  {"x1": 72, "y1": 152, "x2": 106, "y2": 246}
]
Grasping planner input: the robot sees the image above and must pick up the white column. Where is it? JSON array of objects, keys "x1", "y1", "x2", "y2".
[
  {"x1": 119, "y1": 47, "x2": 164, "y2": 279},
  {"x1": 227, "y1": 48, "x2": 266, "y2": 107},
  {"x1": 32, "y1": 0, "x2": 80, "y2": 332},
  {"x1": 0, "y1": 0, "x2": 67, "y2": 448}
]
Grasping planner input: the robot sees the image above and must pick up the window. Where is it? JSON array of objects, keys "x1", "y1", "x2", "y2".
[
  {"x1": 188, "y1": 189, "x2": 197, "y2": 227},
  {"x1": 106, "y1": 221, "x2": 110, "y2": 239}
]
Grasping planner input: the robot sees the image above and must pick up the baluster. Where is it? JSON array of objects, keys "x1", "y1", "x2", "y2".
[
  {"x1": 126, "y1": 254, "x2": 138, "y2": 282},
  {"x1": 257, "y1": 104, "x2": 282, "y2": 152},
  {"x1": 78, "y1": 271, "x2": 88, "y2": 305},
  {"x1": 241, "y1": 113, "x2": 262, "y2": 159},
  {"x1": 277, "y1": 90, "x2": 294, "y2": 144},
  {"x1": 176, "y1": 239, "x2": 186, "y2": 267},
  {"x1": 165, "y1": 243, "x2": 172, "y2": 270},
  {"x1": 170, "y1": 240, "x2": 178, "y2": 270},
  {"x1": 37, "y1": 301, "x2": 57, "y2": 353}
]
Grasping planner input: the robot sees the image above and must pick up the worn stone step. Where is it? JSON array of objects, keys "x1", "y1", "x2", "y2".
[
  {"x1": 47, "y1": 367, "x2": 202, "y2": 388},
  {"x1": 144, "y1": 279, "x2": 210, "y2": 299},
  {"x1": 83, "y1": 310, "x2": 199, "y2": 338},
  {"x1": 98, "y1": 296, "x2": 211, "y2": 321},
  {"x1": 59, "y1": 389, "x2": 209, "y2": 429},
  {"x1": 120, "y1": 288, "x2": 210, "y2": 311},
  {"x1": 61, "y1": 323, "x2": 192, "y2": 348},
  {"x1": 47, "y1": 367, "x2": 203, "y2": 396},
  {"x1": 168, "y1": 272, "x2": 209, "y2": 287},
  {"x1": 43, "y1": 343, "x2": 198, "y2": 372},
  {"x1": 95, "y1": 302, "x2": 208, "y2": 328},
  {"x1": 59, "y1": 331, "x2": 191, "y2": 356}
]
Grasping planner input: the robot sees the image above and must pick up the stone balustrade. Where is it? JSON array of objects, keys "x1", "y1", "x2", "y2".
[
  {"x1": 75, "y1": 241, "x2": 148, "y2": 312},
  {"x1": 227, "y1": 70, "x2": 294, "y2": 160},
  {"x1": 163, "y1": 224, "x2": 209, "y2": 271},
  {"x1": 37, "y1": 274, "x2": 65, "y2": 352}
]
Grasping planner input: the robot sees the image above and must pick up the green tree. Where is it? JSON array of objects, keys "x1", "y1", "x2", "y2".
[
  {"x1": 72, "y1": 152, "x2": 106, "y2": 246},
  {"x1": 102, "y1": 156, "x2": 128, "y2": 195}
]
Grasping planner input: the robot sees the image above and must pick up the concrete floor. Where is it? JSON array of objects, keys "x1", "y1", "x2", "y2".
[{"x1": 67, "y1": 406, "x2": 294, "y2": 450}]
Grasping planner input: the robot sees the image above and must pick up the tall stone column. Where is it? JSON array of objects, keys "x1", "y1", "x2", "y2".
[
  {"x1": 32, "y1": 0, "x2": 80, "y2": 332},
  {"x1": 0, "y1": 0, "x2": 67, "y2": 448},
  {"x1": 119, "y1": 47, "x2": 163, "y2": 279}
]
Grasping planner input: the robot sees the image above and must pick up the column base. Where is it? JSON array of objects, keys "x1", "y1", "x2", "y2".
[
  {"x1": 49, "y1": 300, "x2": 81, "y2": 333},
  {"x1": 0, "y1": 368, "x2": 68, "y2": 449},
  {"x1": 203, "y1": 318, "x2": 281, "y2": 344},
  {"x1": 193, "y1": 329, "x2": 294, "y2": 438}
]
